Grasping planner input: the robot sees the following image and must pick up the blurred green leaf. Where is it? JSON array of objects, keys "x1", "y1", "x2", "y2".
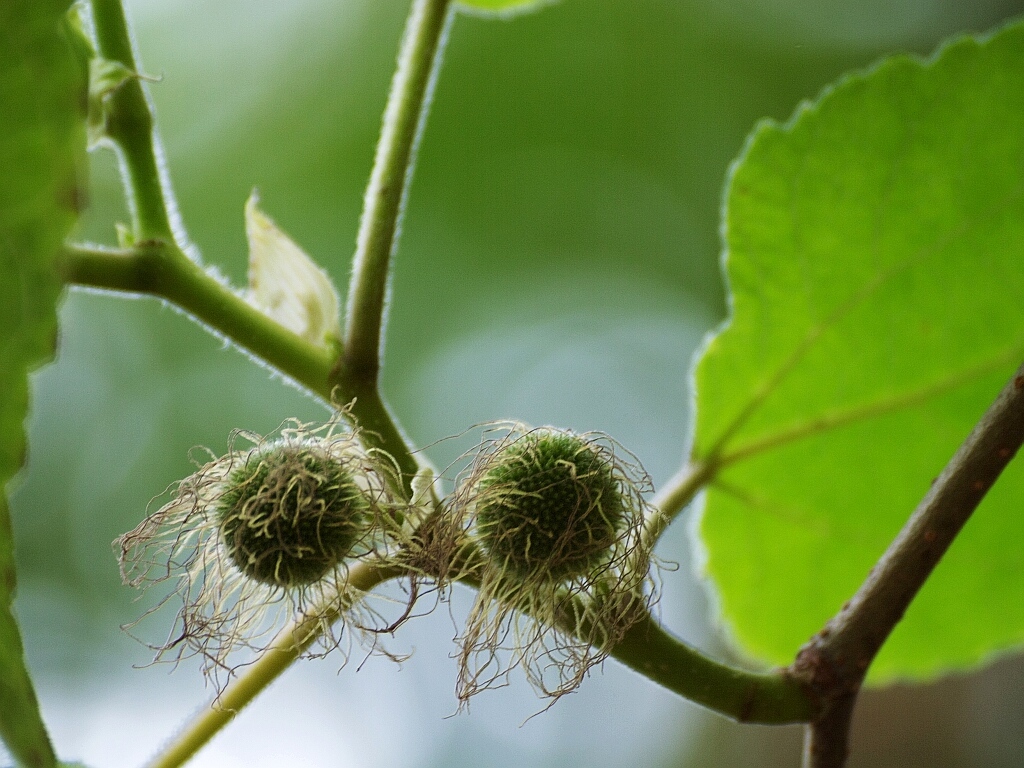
[
  {"x1": 694, "y1": 20, "x2": 1024, "y2": 682},
  {"x1": 456, "y1": 0, "x2": 556, "y2": 16},
  {"x1": 0, "y1": 0, "x2": 85, "y2": 764}
]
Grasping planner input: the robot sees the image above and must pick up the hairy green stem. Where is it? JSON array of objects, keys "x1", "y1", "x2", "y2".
[
  {"x1": 333, "y1": 0, "x2": 456, "y2": 493},
  {"x1": 59, "y1": 242, "x2": 423, "y2": 491},
  {"x1": 145, "y1": 561, "x2": 404, "y2": 768},
  {"x1": 89, "y1": 0, "x2": 179, "y2": 242},
  {"x1": 341, "y1": 0, "x2": 453, "y2": 385},
  {"x1": 60, "y1": 243, "x2": 335, "y2": 393},
  {"x1": 332, "y1": 376, "x2": 422, "y2": 489}
]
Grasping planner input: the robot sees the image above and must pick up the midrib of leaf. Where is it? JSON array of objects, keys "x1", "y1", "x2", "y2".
[
  {"x1": 717, "y1": 343, "x2": 1024, "y2": 468},
  {"x1": 698, "y1": 168, "x2": 1024, "y2": 467}
]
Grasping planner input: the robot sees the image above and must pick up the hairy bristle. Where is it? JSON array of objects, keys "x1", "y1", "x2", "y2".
[
  {"x1": 216, "y1": 443, "x2": 368, "y2": 587},
  {"x1": 452, "y1": 423, "x2": 657, "y2": 705}
]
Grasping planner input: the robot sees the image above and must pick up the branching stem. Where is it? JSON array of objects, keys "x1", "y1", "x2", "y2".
[
  {"x1": 795, "y1": 361, "x2": 1024, "y2": 768},
  {"x1": 60, "y1": 243, "x2": 336, "y2": 398},
  {"x1": 145, "y1": 551, "x2": 813, "y2": 768},
  {"x1": 80, "y1": 0, "x2": 455, "y2": 494},
  {"x1": 58, "y1": 242, "x2": 424, "y2": 493}
]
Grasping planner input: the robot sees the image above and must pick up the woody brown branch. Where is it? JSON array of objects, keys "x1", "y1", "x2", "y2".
[{"x1": 793, "y1": 361, "x2": 1024, "y2": 768}]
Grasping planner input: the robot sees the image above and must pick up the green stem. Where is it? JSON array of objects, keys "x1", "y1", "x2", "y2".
[
  {"x1": 145, "y1": 562, "x2": 404, "y2": 768},
  {"x1": 341, "y1": 0, "x2": 453, "y2": 385},
  {"x1": 146, "y1": 555, "x2": 812, "y2": 768},
  {"x1": 60, "y1": 243, "x2": 335, "y2": 395},
  {"x1": 643, "y1": 460, "x2": 718, "y2": 550},
  {"x1": 334, "y1": 377, "x2": 422, "y2": 490},
  {"x1": 611, "y1": 612, "x2": 812, "y2": 724},
  {"x1": 60, "y1": 242, "x2": 425, "y2": 495},
  {"x1": 89, "y1": 0, "x2": 179, "y2": 242}
]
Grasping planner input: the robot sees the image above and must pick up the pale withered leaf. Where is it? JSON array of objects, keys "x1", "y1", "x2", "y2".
[{"x1": 245, "y1": 192, "x2": 342, "y2": 347}]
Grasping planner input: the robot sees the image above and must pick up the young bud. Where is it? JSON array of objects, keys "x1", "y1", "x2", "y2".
[{"x1": 216, "y1": 442, "x2": 368, "y2": 588}]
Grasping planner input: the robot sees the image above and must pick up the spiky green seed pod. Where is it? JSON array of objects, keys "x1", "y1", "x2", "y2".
[
  {"x1": 216, "y1": 443, "x2": 369, "y2": 587},
  {"x1": 454, "y1": 424, "x2": 656, "y2": 705},
  {"x1": 475, "y1": 431, "x2": 624, "y2": 582},
  {"x1": 116, "y1": 416, "x2": 397, "y2": 684}
]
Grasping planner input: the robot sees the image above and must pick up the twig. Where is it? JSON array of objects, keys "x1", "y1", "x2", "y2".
[
  {"x1": 90, "y1": 0, "x2": 181, "y2": 243},
  {"x1": 145, "y1": 561, "x2": 404, "y2": 768},
  {"x1": 612, "y1": 611, "x2": 812, "y2": 724},
  {"x1": 340, "y1": 0, "x2": 453, "y2": 387},
  {"x1": 59, "y1": 243, "x2": 336, "y2": 401},
  {"x1": 642, "y1": 460, "x2": 716, "y2": 550},
  {"x1": 336, "y1": 0, "x2": 455, "y2": 491},
  {"x1": 794, "y1": 361, "x2": 1024, "y2": 768},
  {"x1": 148, "y1": 546, "x2": 814, "y2": 768}
]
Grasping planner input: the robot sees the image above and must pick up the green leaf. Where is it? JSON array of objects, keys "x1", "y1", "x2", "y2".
[
  {"x1": 693, "y1": 20, "x2": 1024, "y2": 683},
  {"x1": 0, "y1": 1, "x2": 85, "y2": 764}
]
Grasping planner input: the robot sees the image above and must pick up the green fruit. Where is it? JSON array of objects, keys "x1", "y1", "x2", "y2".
[
  {"x1": 475, "y1": 431, "x2": 624, "y2": 582},
  {"x1": 215, "y1": 443, "x2": 367, "y2": 587}
]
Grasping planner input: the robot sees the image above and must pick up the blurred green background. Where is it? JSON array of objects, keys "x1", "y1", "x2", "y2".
[{"x1": 7, "y1": 0, "x2": 1024, "y2": 765}]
